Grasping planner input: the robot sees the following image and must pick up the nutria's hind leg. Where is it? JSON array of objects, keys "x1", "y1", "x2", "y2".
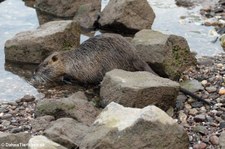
[{"x1": 132, "y1": 58, "x2": 158, "y2": 75}]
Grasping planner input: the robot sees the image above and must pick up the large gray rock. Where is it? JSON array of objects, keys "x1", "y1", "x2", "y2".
[
  {"x1": 100, "y1": 69, "x2": 180, "y2": 110},
  {"x1": 98, "y1": 0, "x2": 155, "y2": 34},
  {"x1": 5, "y1": 20, "x2": 80, "y2": 64},
  {"x1": 80, "y1": 102, "x2": 189, "y2": 149},
  {"x1": 35, "y1": 92, "x2": 100, "y2": 126},
  {"x1": 132, "y1": 29, "x2": 197, "y2": 80},
  {"x1": 44, "y1": 118, "x2": 89, "y2": 149},
  {"x1": 0, "y1": 132, "x2": 31, "y2": 149},
  {"x1": 35, "y1": 0, "x2": 101, "y2": 29},
  {"x1": 28, "y1": 135, "x2": 67, "y2": 149}
]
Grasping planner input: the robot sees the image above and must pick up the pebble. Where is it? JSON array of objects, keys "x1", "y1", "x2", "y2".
[
  {"x1": 219, "y1": 88, "x2": 225, "y2": 95},
  {"x1": 193, "y1": 142, "x2": 207, "y2": 149},
  {"x1": 179, "y1": 111, "x2": 187, "y2": 123},
  {"x1": 194, "y1": 114, "x2": 206, "y2": 122},
  {"x1": 10, "y1": 127, "x2": 23, "y2": 133},
  {"x1": 217, "y1": 63, "x2": 224, "y2": 68},
  {"x1": 2, "y1": 120, "x2": 11, "y2": 126},
  {"x1": 2, "y1": 113, "x2": 12, "y2": 119},
  {"x1": 191, "y1": 102, "x2": 204, "y2": 108},
  {"x1": 220, "y1": 121, "x2": 225, "y2": 129},
  {"x1": 189, "y1": 108, "x2": 198, "y2": 115},
  {"x1": 209, "y1": 135, "x2": 219, "y2": 145},
  {"x1": 185, "y1": 103, "x2": 192, "y2": 109},
  {"x1": 193, "y1": 126, "x2": 208, "y2": 135},
  {"x1": 201, "y1": 80, "x2": 208, "y2": 86},
  {"x1": 206, "y1": 86, "x2": 217, "y2": 93}
]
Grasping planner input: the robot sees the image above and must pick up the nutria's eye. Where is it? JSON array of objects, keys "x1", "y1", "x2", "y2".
[{"x1": 52, "y1": 55, "x2": 58, "y2": 62}]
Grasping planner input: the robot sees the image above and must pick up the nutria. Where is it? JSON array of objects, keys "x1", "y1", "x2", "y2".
[
  {"x1": 33, "y1": 33, "x2": 155, "y2": 84},
  {"x1": 33, "y1": 33, "x2": 211, "y2": 105}
]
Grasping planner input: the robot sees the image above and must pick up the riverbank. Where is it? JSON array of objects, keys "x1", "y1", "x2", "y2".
[{"x1": 0, "y1": 54, "x2": 225, "y2": 148}]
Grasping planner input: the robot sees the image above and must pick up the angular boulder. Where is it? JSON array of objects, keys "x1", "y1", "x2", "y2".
[
  {"x1": 0, "y1": 132, "x2": 31, "y2": 149},
  {"x1": 28, "y1": 135, "x2": 67, "y2": 149},
  {"x1": 35, "y1": 92, "x2": 100, "y2": 126},
  {"x1": 44, "y1": 118, "x2": 89, "y2": 149},
  {"x1": 35, "y1": 0, "x2": 101, "y2": 29},
  {"x1": 5, "y1": 20, "x2": 80, "y2": 64},
  {"x1": 80, "y1": 102, "x2": 189, "y2": 149},
  {"x1": 132, "y1": 29, "x2": 197, "y2": 80},
  {"x1": 100, "y1": 69, "x2": 180, "y2": 110},
  {"x1": 98, "y1": 0, "x2": 155, "y2": 34}
]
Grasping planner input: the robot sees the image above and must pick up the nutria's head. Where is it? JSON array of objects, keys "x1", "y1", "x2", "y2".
[{"x1": 32, "y1": 52, "x2": 65, "y2": 84}]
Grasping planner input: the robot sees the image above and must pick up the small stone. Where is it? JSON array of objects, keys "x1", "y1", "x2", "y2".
[
  {"x1": 206, "y1": 86, "x2": 217, "y2": 93},
  {"x1": 189, "y1": 108, "x2": 198, "y2": 115},
  {"x1": 191, "y1": 102, "x2": 204, "y2": 108},
  {"x1": 206, "y1": 115, "x2": 214, "y2": 122},
  {"x1": 217, "y1": 63, "x2": 224, "y2": 68},
  {"x1": 166, "y1": 106, "x2": 174, "y2": 117},
  {"x1": 221, "y1": 113, "x2": 225, "y2": 120},
  {"x1": 185, "y1": 103, "x2": 192, "y2": 109},
  {"x1": 209, "y1": 135, "x2": 219, "y2": 145},
  {"x1": 2, "y1": 113, "x2": 12, "y2": 119},
  {"x1": 20, "y1": 95, "x2": 35, "y2": 102},
  {"x1": 201, "y1": 80, "x2": 208, "y2": 86},
  {"x1": 2, "y1": 120, "x2": 11, "y2": 126},
  {"x1": 219, "y1": 88, "x2": 225, "y2": 95},
  {"x1": 193, "y1": 142, "x2": 207, "y2": 149},
  {"x1": 179, "y1": 111, "x2": 187, "y2": 123},
  {"x1": 11, "y1": 127, "x2": 23, "y2": 133},
  {"x1": 220, "y1": 121, "x2": 225, "y2": 129},
  {"x1": 193, "y1": 126, "x2": 208, "y2": 135},
  {"x1": 194, "y1": 114, "x2": 206, "y2": 122}
]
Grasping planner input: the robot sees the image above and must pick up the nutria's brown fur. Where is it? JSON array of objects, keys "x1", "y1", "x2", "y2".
[{"x1": 33, "y1": 33, "x2": 155, "y2": 84}]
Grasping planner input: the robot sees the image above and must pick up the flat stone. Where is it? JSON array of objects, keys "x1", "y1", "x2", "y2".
[
  {"x1": 206, "y1": 86, "x2": 217, "y2": 93},
  {"x1": 189, "y1": 108, "x2": 198, "y2": 115}
]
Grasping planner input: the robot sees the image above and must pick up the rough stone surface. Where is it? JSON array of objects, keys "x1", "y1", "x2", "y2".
[
  {"x1": 44, "y1": 118, "x2": 89, "y2": 149},
  {"x1": 100, "y1": 69, "x2": 180, "y2": 110},
  {"x1": 35, "y1": 92, "x2": 100, "y2": 126},
  {"x1": 31, "y1": 115, "x2": 55, "y2": 133},
  {"x1": 5, "y1": 20, "x2": 80, "y2": 64},
  {"x1": 80, "y1": 102, "x2": 189, "y2": 149},
  {"x1": 35, "y1": 0, "x2": 101, "y2": 18},
  {"x1": 74, "y1": 2, "x2": 101, "y2": 29},
  {"x1": 28, "y1": 135, "x2": 67, "y2": 149},
  {"x1": 0, "y1": 132, "x2": 31, "y2": 149},
  {"x1": 98, "y1": 0, "x2": 155, "y2": 34},
  {"x1": 132, "y1": 29, "x2": 197, "y2": 80}
]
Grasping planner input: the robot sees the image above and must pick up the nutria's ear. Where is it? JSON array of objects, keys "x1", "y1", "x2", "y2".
[{"x1": 52, "y1": 55, "x2": 58, "y2": 62}]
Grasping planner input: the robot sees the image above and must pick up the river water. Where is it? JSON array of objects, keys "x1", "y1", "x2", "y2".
[{"x1": 0, "y1": 0, "x2": 224, "y2": 102}]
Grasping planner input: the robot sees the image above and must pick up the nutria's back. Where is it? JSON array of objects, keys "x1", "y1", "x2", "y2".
[{"x1": 34, "y1": 33, "x2": 154, "y2": 84}]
